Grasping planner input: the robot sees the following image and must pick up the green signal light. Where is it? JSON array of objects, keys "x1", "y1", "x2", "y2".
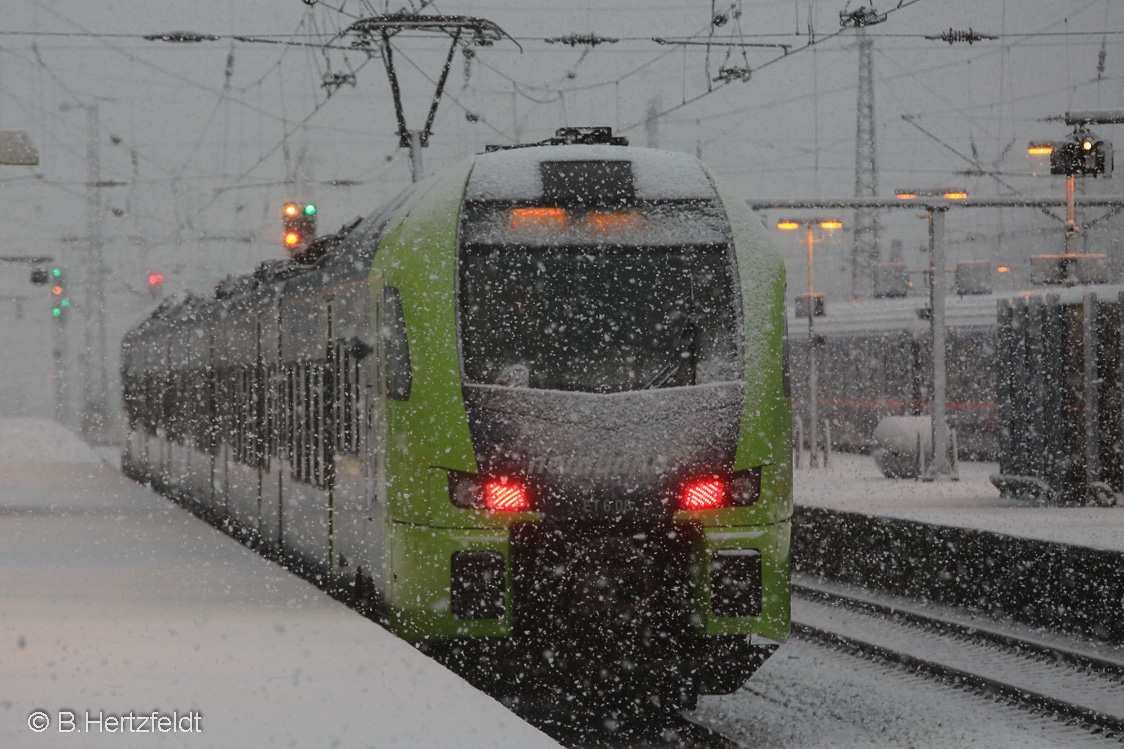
[
  {"x1": 52, "y1": 268, "x2": 61, "y2": 277},
  {"x1": 304, "y1": 204, "x2": 316, "y2": 215},
  {"x1": 61, "y1": 299, "x2": 70, "y2": 307},
  {"x1": 52, "y1": 308, "x2": 61, "y2": 317}
]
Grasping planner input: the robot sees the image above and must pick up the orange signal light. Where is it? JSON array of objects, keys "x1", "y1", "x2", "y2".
[
  {"x1": 1027, "y1": 145, "x2": 1053, "y2": 156},
  {"x1": 896, "y1": 193, "x2": 917, "y2": 199},
  {"x1": 284, "y1": 232, "x2": 301, "y2": 247},
  {"x1": 997, "y1": 266, "x2": 1010, "y2": 273},
  {"x1": 777, "y1": 221, "x2": 801, "y2": 230},
  {"x1": 943, "y1": 192, "x2": 968, "y2": 200},
  {"x1": 284, "y1": 203, "x2": 299, "y2": 216},
  {"x1": 52, "y1": 285, "x2": 63, "y2": 295},
  {"x1": 585, "y1": 212, "x2": 641, "y2": 231},
  {"x1": 511, "y1": 207, "x2": 567, "y2": 232},
  {"x1": 819, "y1": 220, "x2": 843, "y2": 230}
]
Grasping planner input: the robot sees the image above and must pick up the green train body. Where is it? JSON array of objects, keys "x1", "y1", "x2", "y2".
[{"x1": 122, "y1": 130, "x2": 791, "y2": 706}]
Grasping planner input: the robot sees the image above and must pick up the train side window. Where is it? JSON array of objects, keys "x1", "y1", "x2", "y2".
[{"x1": 381, "y1": 286, "x2": 412, "y2": 401}]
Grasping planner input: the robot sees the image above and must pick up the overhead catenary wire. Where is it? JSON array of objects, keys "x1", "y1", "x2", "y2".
[
  {"x1": 619, "y1": 0, "x2": 929, "y2": 133},
  {"x1": 183, "y1": 53, "x2": 379, "y2": 225}
]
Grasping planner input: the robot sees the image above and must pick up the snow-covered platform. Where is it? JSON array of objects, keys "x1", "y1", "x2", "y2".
[
  {"x1": 793, "y1": 453, "x2": 1124, "y2": 646},
  {"x1": 0, "y1": 418, "x2": 558, "y2": 748},
  {"x1": 796, "y1": 454, "x2": 1124, "y2": 553}
]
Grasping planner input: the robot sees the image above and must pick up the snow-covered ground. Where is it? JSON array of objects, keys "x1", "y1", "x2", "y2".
[
  {"x1": 0, "y1": 419, "x2": 558, "y2": 748},
  {"x1": 696, "y1": 638, "x2": 1121, "y2": 749},
  {"x1": 795, "y1": 453, "x2": 1124, "y2": 552}
]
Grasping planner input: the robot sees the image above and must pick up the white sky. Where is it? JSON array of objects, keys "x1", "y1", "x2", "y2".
[{"x1": 1, "y1": 0, "x2": 1122, "y2": 294}]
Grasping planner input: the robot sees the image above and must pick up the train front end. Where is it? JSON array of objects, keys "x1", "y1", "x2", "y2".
[{"x1": 378, "y1": 138, "x2": 791, "y2": 705}]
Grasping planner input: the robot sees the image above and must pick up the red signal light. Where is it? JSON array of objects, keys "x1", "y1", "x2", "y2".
[
  {"x1": 284, "y1": 232, "x2": 301, "y2": 247},
  {"x1": 682, "y1": 478, "x2": 726, "y2": 510},
  {"x1": 148, "y1": 274, "x2": 163, "y2": 286},
  {"x1": 485, "y1": 480, "x2": 529, "y2": 512}
]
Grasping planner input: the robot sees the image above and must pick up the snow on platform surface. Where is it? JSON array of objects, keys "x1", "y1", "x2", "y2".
[
  {"x1": 796, "y1": 453, "x2": 1124, "y2": 552},
  {"x1": 0, "y1": 419, "x2": 559, "y2": 748}
]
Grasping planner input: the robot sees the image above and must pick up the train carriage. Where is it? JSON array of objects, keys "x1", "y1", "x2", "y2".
[
  {"x1": 789, "y1": 292, "x2": 1000, "y2": 458},
  {"x1": 122, "y1": 127, "x2": 792, "y2": 707}
]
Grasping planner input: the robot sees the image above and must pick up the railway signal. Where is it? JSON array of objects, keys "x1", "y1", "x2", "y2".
[
  {"x1": 49, "y1": 268, "x2": 69, "y2": 320},
  {"x1": 283, "y1": 202, "x2": 317, "y2": 251},
  {"x1": 1029, "y1": 111, "x2": 1119, "y2": 255},
  {"x1": 148, "y1": 272, "x2": 164, "y2": 297},
  {"x1": 1030, "y1": 132, "x2": 1113, "y2": 177}
]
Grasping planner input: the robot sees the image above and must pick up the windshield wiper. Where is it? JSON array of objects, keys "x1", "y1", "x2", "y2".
[{"x1": 642, "y1": 312, "x2": 699, "y2": 390}]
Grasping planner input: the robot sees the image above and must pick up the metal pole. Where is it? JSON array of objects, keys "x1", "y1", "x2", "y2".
[
  {"x1": 53, "y1": 316, "x2": 68, "y2": 423},
  {"x1": 1065, "y1": 172, "x2": 1076, "y2": 256},
  {"x1": 806, "y1": 224, "x2": 815, "y2": 294},
  {"x1": 925, "y1": 207, "x2": 956, "y2": 479},
  {"x1": 88, "y1": 104, "x2": 109, "y2": 443},
  {"x1": 807, "y1": 223, "x2": 819, "y2": 468},
  {"x1": 79, "y1": 104, "x2": 109, "y2": 442},
  {"x1": 409, "y1": 130, "x2": 424, "y2": 183}
]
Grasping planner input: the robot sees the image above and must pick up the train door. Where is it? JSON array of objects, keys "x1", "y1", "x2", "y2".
[
  {"x1": 254, "y1": 318, "x2": 265, "y2": 541},
  {"x1": 260, "y1": 294, "x2": 284, "y2": 554},
  {"x1": 325, "y1": 301, "x2": 337, "y2": 582},
  {"x1": 363, "y1": 280, "x2": 389, "y2": 596},
  {"x1": 206, "y1": 328, "x2": 217, "y2": 508},
  {"x1": 327, "y1": 288, "x2": 384, "y2": 597}
]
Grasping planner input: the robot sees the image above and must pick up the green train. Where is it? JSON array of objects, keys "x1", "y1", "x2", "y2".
[{"x1": 121, "y1": 127, "x2": 791, "y2": 707}]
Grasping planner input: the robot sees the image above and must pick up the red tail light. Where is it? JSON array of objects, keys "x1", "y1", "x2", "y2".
[
  {"x1": 485, "y1": 480, "x2": 529, "y2": 512},
  {"x1": 682, "y1": 478, "x2": 726, "y2": 510}
]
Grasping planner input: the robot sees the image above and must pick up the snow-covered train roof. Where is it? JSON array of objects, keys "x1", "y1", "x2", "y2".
[{"x1": 465, "y1": 144, "x2": 716, "y2": 203}]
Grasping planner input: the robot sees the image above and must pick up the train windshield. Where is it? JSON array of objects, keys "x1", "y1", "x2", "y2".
[{"x1": 458, "y1": 202, "x2": 740, "y2": 394}]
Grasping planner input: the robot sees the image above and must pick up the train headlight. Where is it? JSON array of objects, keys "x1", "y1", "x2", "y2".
[
  {"x1": 730, "y1": 467, "x2": 761, "y2": 507},
  {"x1": 450, "y1": 475, "x2": 486, "y2": 509}
]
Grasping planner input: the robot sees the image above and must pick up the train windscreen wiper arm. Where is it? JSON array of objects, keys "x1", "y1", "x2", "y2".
[{"x1": 643, "y1": 312, "x2": 699, "y2": 390}]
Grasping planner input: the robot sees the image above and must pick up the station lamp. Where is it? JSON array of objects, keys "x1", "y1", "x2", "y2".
[
  {"x1": 895, "y1": 188, "x2": 968, "y2": 201},
  {"x1": 776, "y1": 217, "x2": 842, "y2": 469}
]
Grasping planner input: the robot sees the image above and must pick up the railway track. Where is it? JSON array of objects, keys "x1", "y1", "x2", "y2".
[
  {"x1": 517, "y1": 703, "x2": 746, "y2": 749},
  {"x1": 791, "y1": 575, "x2": 1124, "y2": 742}
]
